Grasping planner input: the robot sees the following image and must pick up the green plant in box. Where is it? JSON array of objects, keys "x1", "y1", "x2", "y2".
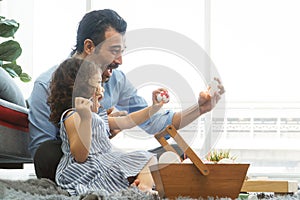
[
  {"x1": 206, "y1": 149, "x2": 236, "y2": 163},
  {"x1": 0, "y1": 16, "x2": 31, "y2": 82}
]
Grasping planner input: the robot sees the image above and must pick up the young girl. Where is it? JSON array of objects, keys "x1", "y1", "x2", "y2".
[{"x1": 47, "y1": 58, "x2": 167, "y2": 195}]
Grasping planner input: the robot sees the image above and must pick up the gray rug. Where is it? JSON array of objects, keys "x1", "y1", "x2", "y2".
[
  {"x1": 0, "y1": 178, "x2": 158, "y2": 200},
  {"x1": 0, "y1": 178, "x2": 300, "y2": 200}
]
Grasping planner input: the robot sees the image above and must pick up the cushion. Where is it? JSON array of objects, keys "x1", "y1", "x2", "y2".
[
  {"x1": 0, "y1": 67, "x2": 26, "y2": 107},
  {"x1": 0, "y1": 99, "x2": 28, "y2": 132}
]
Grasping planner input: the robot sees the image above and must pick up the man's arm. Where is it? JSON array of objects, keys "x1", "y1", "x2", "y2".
[
  {"x1": 28, "y1": 67, "x2": 59, "y2": 157},
  {"x1": 172, "y1": 79, "x2": 225, "y2": 129},
  {"x1": 109, "y1": 70, "x2": 225, "y2": 135},
  {"x1": 171, "y1": 104, "x2": 200, "y2": 130}
]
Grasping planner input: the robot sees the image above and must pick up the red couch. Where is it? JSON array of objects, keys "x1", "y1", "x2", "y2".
[{"x1": 0, "y1": 99, "x2": 32, "y2": 168}]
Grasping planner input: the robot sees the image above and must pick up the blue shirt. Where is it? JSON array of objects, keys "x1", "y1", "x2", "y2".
[{"x1": 28, "y1": 66, "x2": 174, "y2": 157}]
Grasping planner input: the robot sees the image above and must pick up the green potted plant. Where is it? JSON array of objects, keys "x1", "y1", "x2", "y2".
[
  {"x1": 0, "y1": 16, "x2": 31, "y2": 82},
  {"x1": 206, "y1": 149, "x2": 236, "y2": 163}
]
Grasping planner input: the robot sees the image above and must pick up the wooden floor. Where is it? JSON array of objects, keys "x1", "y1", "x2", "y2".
[{"x1": 241, "y1": 179, "x2": 299, "y2": 193}]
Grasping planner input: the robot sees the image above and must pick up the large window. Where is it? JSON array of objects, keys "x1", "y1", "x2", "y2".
[
  {"x1": 1, "y1": 0, "x2": 300, "y2": 180},
  {"x1": 210, "y1": 0, "x2": 300, "y2": 180}
]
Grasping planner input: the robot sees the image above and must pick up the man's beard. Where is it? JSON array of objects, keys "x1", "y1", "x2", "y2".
[
  {"x1": 102, "y1": 63, "x2": 119, "y2": 82},
  {"x1": 102, "y1": 76, "x2": 110, "y2": 83},
  {"x1": 107, "y1": 63, "x2": 119, "y2": 70}
]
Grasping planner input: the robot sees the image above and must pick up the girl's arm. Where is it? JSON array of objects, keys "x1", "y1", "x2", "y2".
[
  {"x1": 108, "y1": 89, "x2": 166, "y2": 130},
  {"x1": 64, "y1": 97, "x2": 92, "y2": 163}
]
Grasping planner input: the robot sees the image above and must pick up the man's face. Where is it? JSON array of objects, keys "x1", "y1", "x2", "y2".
[{"x1": 89, "y1": 27, "x2": 125, "y2": 83}]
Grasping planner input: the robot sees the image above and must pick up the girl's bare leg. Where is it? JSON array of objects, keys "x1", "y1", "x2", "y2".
[{"x1": 135, "y1": 156, "x2": 157, "y2": 192}]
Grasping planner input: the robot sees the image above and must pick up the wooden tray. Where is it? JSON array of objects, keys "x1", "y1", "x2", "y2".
[{"x1": 150, "y1": 125, "x2": 249, "y2": 199}]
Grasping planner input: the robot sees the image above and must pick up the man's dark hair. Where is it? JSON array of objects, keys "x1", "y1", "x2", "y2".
[{"x1": 72, "y1": 9, "x2": 127, "y2": 55}]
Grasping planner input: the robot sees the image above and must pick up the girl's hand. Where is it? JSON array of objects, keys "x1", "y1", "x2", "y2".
[{"x1": 75, "y1": 97, "x2": 92, "y2": 120}]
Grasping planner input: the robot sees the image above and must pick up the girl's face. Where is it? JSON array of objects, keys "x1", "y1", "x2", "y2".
[{"x1": 89, "y1": 70, "x2": 104, "y2": 112}]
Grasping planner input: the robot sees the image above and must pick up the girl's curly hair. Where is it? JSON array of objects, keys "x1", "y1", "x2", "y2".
[{"x1": 47, "y1": 58, "x2": 99, "y2": 127}]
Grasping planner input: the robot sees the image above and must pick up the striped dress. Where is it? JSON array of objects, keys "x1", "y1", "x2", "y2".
[{"x1": 55, "y1": 108, "x2": 154, "y2": 196}]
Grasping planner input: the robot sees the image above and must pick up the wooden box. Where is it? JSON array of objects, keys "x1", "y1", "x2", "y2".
[{"x1": 150, "y1": 125, "x2": 249, "y2": 199}]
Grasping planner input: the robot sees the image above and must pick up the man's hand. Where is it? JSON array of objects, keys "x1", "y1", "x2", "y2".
[
  {"x1": 198, "y1": 91, "x2": 217, "y2": 115},
  {"x1": 107, "y1": 106, "x2": 128, "y2": 117},
  {"x1": 198, "y1": 78, "x2": 225, "y2": 115},
  {"x1": 107, "y1": 107, "x2": 128, "y2": 138},
  {"x1": 210, "y1": 77, "x2": 225, "y2": 96}
]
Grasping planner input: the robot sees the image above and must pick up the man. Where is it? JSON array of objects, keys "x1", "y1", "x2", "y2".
[{"x1": 28, "y1": 9, "x2": 225, "y2": 182}]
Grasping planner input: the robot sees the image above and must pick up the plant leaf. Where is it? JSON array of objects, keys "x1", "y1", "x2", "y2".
[
  {"x1": 0, "y1": 17, "x2": 31, "y2": 82},
  {"x1": 0, "y1": 40, "x2": 22, "y2": 61},
  {"x1": 2, "y1": 63, "x2": 22, "y2": 75},
  {"x1": 0, "y1": 18, "x2": 19, "y2": 38},
  {"x1": 20, "y1": 73, "x2": 32, "y2": 82}
]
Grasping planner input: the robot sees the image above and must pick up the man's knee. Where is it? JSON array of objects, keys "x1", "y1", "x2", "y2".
[{"x1": 33, "y1": 140, "x2": 63, "y2": 181}]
